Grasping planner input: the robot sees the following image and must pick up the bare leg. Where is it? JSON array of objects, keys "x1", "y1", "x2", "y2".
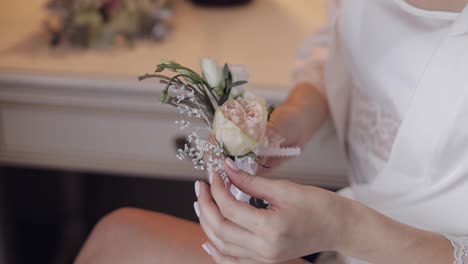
[
  {"x1": 74, "y1": 207, "x2": 306, "y2": 264},
  {"x1": 74, "y1": 208, "x2": 211, "y2": 264}
]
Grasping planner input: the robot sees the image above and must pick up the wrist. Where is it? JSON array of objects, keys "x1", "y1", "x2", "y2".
[
  {"x1": 333, "y1": 199, "x2": 453, "y2": 264},
  {"x1": 332, "y1": 198, "x2": 397, "y2": 260},
  {"x1": 303, "y1": 188, "x2": 355, "y2": 253},
  {"x1": 326, "y1": 194, "x2": 359, "y2": 252},
  {"x1": 283, "y1": 83, "x2": 329, "y2": 143},
  {"x1": 332, "y1": 198, "x2": 370, "y2": 254}
]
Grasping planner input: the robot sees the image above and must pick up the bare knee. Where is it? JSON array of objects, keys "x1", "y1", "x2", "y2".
[
  {"x1": 88, "y1": 207, "x2": 147, "y2": 239},
  {"x1": 93, "y1": 207, "x2": 149, "y2": 233},
  {"x1": 74, "y1": 207, "x2": 156, "y2": 264},
  {"x1": 74, "y1": 208, "x2": 208, "y2": 264}
]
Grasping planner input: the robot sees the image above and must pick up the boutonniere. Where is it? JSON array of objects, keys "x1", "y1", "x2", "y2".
[{"x1": 139, "y1": 58, "x2": 300, "y2": 203}]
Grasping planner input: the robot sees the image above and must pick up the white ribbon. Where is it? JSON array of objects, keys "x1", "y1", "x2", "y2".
[{"x1": 228, "y1": 133, "x2": 302, "y2": 204}]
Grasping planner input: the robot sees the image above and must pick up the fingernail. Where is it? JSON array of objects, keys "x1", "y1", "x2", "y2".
[
  {"x1": 202, "y1": 243, "x2": 212, "y2": 255},
  {"x1": 208, "y1": 172, "x2": 214, "y2": 184},
  {"x1": 225, "y1": 158, "x2": 240, "y2": 171},
  {"x1": 194, "y1": 181, "x2": 200, "y2": 197},
  {"x1": 193, "y1": 202, "x2": 200, "y2": 218}
]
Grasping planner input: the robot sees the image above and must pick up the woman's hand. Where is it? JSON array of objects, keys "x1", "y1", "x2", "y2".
[
  {"x1": 258, "y1": 104, "x2": 309, "y2": 174},
  {"x1": 194, "y1": 158, "x2": 348, "y2": 263},
  {"x1": 258, "y1": 83, "x2": 329, "y2": 174}
]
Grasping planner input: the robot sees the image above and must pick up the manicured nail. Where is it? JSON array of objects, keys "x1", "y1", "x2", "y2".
[
  {"x1": 208, "y1": 172, "x2": 214, "y2": 184},
  {"x1": 193, "y1": 202, "x2": 200, "y2": 218},
  {"x1": 202, "y1": 243, "x2": 212, "y2": 255},
  {"x1": 225, "y1": 158, "x2": 240, "y2": 171},
  {"x1": 194, "y1": 181, "x2": 200, "y2": 197}
]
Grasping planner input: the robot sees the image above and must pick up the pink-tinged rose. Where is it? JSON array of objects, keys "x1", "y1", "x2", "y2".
[{"x1": 213, "y1": 92, "x2": 268, "y2": 156}]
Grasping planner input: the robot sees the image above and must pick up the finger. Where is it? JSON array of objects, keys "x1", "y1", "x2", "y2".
[
  {"x1": 202, "y1": 134, "x2": 225, "y2": 183},
  {"x1": 199, "y1": 217, "x2": 253, "y2": 258},
  {"x1": 203, "y1": 241, "x2": 258, "y2": 264},
  {"x1": 224, "y1": 158, "x2": 280, "y2": 203},
  {"x1": 197, "y1": 181, "x2": 256, "y2": 257},
  {"x1": 210, "y1": 169, "x2": 267, "y2": 232}
]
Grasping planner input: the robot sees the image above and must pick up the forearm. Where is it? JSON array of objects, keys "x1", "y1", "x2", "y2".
[
  {"x1": 282, "y1": 82, "x2": 330, "y2": 142},
  {"x1": 337, "y1": 198, "x2": 454, "y2": 264}
]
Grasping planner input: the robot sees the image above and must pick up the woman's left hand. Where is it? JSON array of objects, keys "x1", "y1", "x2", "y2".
[{"x1": 194, "y1": 158, "x2": 349, "y2": 264}]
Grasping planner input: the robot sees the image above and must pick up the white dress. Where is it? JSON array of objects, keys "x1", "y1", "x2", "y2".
[{"x1": 294, "y1": 0, "x2": 468, "y2": 263}]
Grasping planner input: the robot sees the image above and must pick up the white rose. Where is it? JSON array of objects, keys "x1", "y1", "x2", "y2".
[
  {"x1": 200, "y1": 58, "x2": 223, "y2": 88},
  {"x1": 213, "y1": 93, "x2": 268, "y2": 156}
]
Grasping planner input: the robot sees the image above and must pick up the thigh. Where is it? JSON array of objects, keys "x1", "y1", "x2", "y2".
[
  {"x1": 75, "y1": 207, "x2": 306, "y2": 264},
  {"x1": 75, "y1": 208, "x2": 212, "y2": 264}
]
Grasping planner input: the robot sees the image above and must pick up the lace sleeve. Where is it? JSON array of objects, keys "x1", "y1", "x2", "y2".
[
  {"x1": 444, "y1": 235, "x2": 468, "y2": 263},
  {"x1": 292, "y1": 0, "x2": 343, "y2": 93}
]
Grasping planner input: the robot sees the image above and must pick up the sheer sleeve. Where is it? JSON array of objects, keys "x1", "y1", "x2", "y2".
[
  {"x1": 444, "y1": 235, "x2": 468, "y2": 264},
  {"x1": 292, "y1": 0, "x2": 343, "y2": 94}
]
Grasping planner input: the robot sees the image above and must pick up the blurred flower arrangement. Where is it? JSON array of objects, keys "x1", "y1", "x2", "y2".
[{"x1": 44, "y1": 0, "x2": 174, "y2": 48}]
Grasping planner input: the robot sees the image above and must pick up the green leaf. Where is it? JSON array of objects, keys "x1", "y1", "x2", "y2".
[
  {"x1": 160, "y1": 90, "x2": 168, "y2": 103},
  {"x1": 228, "y1": 80, "x2": 248, "y2": 88},
  {"x1": 224, "y1": 86, "x2": 231, "y2": 99},
  {"x1": 159, "y1": 89, "x2": 168, "y2": 104},
  {"x1": 174, "y1": 68, "x2": 198, "y2": 83},
  {"x1": 223, "y1": 80, "x2": 248, "y2": 98},
  {"x1": 156, "y1": 59, "x2": 184, "y2": 72},
  {"x1": 267, "y1": 104, "x2": 275, "y2": 121},
  {"x1": 220, "y1": 64, "x2": 231, "y2": 98},
  {"x1": 160, "y1": 59, "x2": 181, "y2": 66},
  {"x1": 218, "y1": 93, "x2": 229, "y2": 106},
  {"x1": 155, "y1": 64, "x2": 165, "y2": 72},
  {"x1": 223, "y1": 63, "x2": 230, "y2": 80}
]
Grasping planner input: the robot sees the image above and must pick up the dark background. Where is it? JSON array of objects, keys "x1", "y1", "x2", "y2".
[{"x1": 0, "y1": 166, "x2": 199, "y2": 264}]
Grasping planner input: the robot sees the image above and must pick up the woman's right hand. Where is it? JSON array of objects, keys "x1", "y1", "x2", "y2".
[
  {"x1": 258, "y1": 83, "x2": 329, "y2": 174},
  {"x1": 257, "y1": 104, "x2": 309, "y2": 174}
]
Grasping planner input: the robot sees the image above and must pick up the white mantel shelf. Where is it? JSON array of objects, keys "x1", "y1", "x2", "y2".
[{"x1": 0, "y1": 0, "x2": 348, "y2": 188}]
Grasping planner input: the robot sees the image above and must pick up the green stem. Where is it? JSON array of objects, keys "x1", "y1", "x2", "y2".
[
  {"x1": 138, "y1": 73, "x2": 175, "y2": 82},
  {"x1": 159, "y1": 65, "x2": 206, "y2": 83},
  {"x1": 171, "y1": 75, "x2": 204, "y2": 95},
  {"x1": 169, "y1": 74, "x2": 217, "y2": 114},
  {"x1": 196, "y1": 83, "x2": 217, "y2": 113}
]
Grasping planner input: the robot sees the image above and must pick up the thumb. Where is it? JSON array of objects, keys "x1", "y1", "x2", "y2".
[{"x1": 223, "y1": 158, "x2": 278, "y2": 203}]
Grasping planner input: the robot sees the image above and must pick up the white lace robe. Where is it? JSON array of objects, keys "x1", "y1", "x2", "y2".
[{"x1": 294, "y1": 0, "x2": 468, "y2": 263}]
